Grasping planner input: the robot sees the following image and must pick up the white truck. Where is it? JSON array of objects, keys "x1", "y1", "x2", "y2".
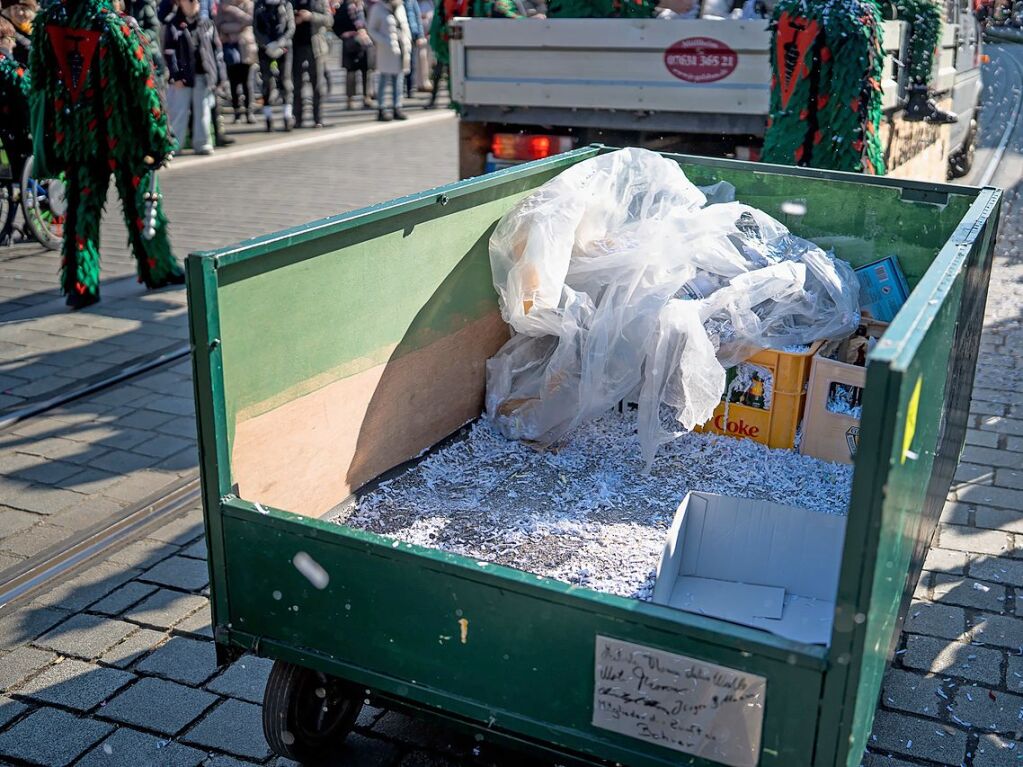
[{"x1": 449, "y1": 0, "x2": 983, "y2": 180}]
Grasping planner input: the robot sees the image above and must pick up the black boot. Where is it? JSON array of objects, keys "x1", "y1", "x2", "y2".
[
  {"x1": 377, "y1": 109, "x2": 392, "y2": 122},
  {"x1": 904, "y1": 85, "x2": 958, "y2": 124}
]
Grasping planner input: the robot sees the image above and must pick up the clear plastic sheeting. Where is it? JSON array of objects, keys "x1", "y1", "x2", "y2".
[{"x1": 486, "y1": 148, "x2": 861, "y2": 466}]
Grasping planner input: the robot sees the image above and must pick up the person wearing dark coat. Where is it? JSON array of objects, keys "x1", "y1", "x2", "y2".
[
  {"x1": 290, "y1": 0, "x2": 331, "y2": 127},
  {"x1": 254, "y1": 0, "x2": 295, "y2": 130}
]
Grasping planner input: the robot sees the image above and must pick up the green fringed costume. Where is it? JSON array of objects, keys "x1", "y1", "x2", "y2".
[
  {"x1": 0, "y1": 50, "x2": 32, "y2": 244},
  {"x1": 762, "y1": 0, "x2": 886, "y2": 174},
  {"x1": 429, "y1": 0, "x2": 520, "y2": 68},
  {"x1": 896, "y1": 0, "x2": 941, "y2": 86},
  {"x1": 29, "y1": 0, "x2": 182, "y2": 309}
]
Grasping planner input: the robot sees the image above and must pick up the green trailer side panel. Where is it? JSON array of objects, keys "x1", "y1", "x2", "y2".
[
  {"x1": 221, "y1": 506, "x2": 823, "y2": 767},
  {"x1": 819, "y1": 190, "x2": 1001, "y2": 767}
]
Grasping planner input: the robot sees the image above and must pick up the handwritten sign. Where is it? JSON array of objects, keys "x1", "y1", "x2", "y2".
[{"x1": 592, "y1": 636, "x2": 766, "y2": 767}]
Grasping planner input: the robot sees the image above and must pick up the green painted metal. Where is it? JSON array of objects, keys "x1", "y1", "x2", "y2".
[{"x1": 187, "y1": 146, "x2": 1001, "y2": 767}]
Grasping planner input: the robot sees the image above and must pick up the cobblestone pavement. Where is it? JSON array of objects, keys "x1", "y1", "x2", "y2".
[
  {"x1": 0, "y1": 110, "x2": 455, "y2": 416},
  {"x1": 0, "y1": 112, "x2": 456, "y2": 585},
  {"x1": 0, "y1": 46, "x2": 1020, "y2": 767}
]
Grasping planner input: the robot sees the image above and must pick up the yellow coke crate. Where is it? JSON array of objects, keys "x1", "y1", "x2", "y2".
[{"x1": 698, "y1": 342, "x2": 824, "y2": 449}]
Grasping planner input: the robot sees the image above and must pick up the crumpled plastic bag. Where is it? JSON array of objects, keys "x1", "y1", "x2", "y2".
[{"x1": 485, "y1": 148, "x2": 861, "y2": 466}]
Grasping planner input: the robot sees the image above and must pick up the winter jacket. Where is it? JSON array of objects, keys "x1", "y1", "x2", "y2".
[
  {"x1": 291, "y1": 0, "x2": 332, "y2": 57},
  {"x1": 368, "y1": 0, "x2": 410, "y2": 74},
  {"x1": 403, "y1": 0, "x2": 423, "y2": 38},
  {"x1": 253, "y1": 0, "x2": 295, "y2": 52},
  {"x1": 127, "y1": 0, "x2": 165, "y2": 75},
  {"x1": 163, "y1": 12, "x2": 228, "y2": 86},
  {"x1": 217, "y1": 0, "x2": 258, "y2": 64}
]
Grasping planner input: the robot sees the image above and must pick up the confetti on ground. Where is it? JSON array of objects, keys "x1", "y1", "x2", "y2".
[{"x1": 336, "y1": 410, "x2": 853, "y2": 600}]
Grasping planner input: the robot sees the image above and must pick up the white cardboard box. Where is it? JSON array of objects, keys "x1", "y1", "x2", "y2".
[{"x1": 652, "y1": 492, "x2": 847, "y2": 645}]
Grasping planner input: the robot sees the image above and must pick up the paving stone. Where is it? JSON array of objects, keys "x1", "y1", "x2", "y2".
[
  {"x1": 939, "y1": 525, "x2": 1015, "y2": 556},
  {"x1": 971, "y1": 614, "x2": 1023, "y2": 649},
  {"x1": 0, "y1": 524, "x2": 73, "y2": 559},
  {"x1": 182, "y1": 699, "x2": 271, "y2": 760},
  {"x1": 2, "y1": 484, "x2": 85, "y2": 515},
  {"x1": 968, "y1": 429, "x2": 1001, "y2": 448},
  {"x1": 77, "y1": 726, "x2": 207, "y2": 767},
  {"x1": 174, "y1": 606, "x2": 213, "y2": 639},
  {"x1": 0, "y1": 707, "x2": 113, "y2": 766},
  {"x1": 962, "y1": 446, "x2": 1023, "y2": 470},
  {"x1": 931, "y1": 574, "x2": 1007, "y2": 612},
  {"x1": 868, "y1": 711, "x2": 966, "y2": 765},
  {"x1": 925, "y1": 548, "x2": 970, "y2": 575},
  {"x1": 100, "y1": 628, "x2": 167, "y2": 669},
  {"x1": 905, "y1": 602, "x2": 967, "y2": 641},
  {"x1": 157, "y1": 417, "x2": 197, "y2": 439},
  {"x1": 880, "y1": 669, "x2": 945, "y2": 718},
  {"x1": 974, "y1": 733, "x2": 1023, "y2": 766},
  {"x1": 107, "y1": 538, "x2": 178, "y2": 570},
  {"x1": 901, "y1": 635, "x2": 1002, "y2": 685},
  {"x1": 205, "y1": 656, "x2": 274, "y2": 704},
  {"x1": 179, "y1": 539, "x2": 208, "y2": 561},
  {"x1": 146, "y1": 515, "x2": 205, "y2": 547},
  {"x1": 89, "y1": 582, "x2": 159, "y2": 616},
  {"x1": 971, "y1": 558, "x2": 1023, "y2": 587},
  {"x1": 139, "y1": 556, "x2": 209, "y2": 592},
  {"x1": 10, "y1": 459, "x2": 84, "y2": 486},
  {"x1": 995, "y1": 469, "x2": 1023, "y2": 490},
  {"x1": 101, "y1": 677, "x2": 217, "y2": 735},
  {"x1": 976, "y1": 506, "x2": 1023, "y2": 534},
  {"x1": 133, "y1": 435, "x2": 194, "y2": 460},
  {"x1": 0, "y1": 696, "x2": 27, "y2": 729},
  {"x1": 0, "y1": 607, "x2": 69, "y2": 651},
  {"x1": 147, "y1": 397, "x2": 194, "y2": 417},
  {"x1": 0, "y1": 646, "x2": 57, "y2": 692},
  {"x1": 102, "y1": 471, "x2": 182, "y2": 504},
  {"x1": 89, "y1": 450, "x2": 159, "y2": 475},
  {"x1": 137, "y1": 636, "x2": 218, "y2": 686},
  {"x1": 31, "y1": 561, "x2": 140, "y2": 613},
  {"x1": 0, "y1": 508, "x2": 45, "y2": 541},
  {"x1": 17, "y1": 658, "x2": 134, "y2": 711},
  {"x1": 941, "y1": 501, "x2": 973, "y2": 524},
  {"x1": 34, "y1": 614, "x2": 137, "y2": 659},
  {"x1": 952, "y1": 685, "x2": 1023, "y2": 733},
  {"x1": 122, "y1": 589, "x2": 207, "y2": 630}
]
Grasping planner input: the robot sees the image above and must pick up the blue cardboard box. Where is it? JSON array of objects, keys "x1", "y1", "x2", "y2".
[{"x1": 855, "y1": 256, "x2": 910, "y2": 322}]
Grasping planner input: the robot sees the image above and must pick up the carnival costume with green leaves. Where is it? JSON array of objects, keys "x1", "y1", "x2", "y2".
[
  {"x1": 896, "y1": 0, "x2": 941, "y2": 86},
  {"x1": 29, "y1": 0, "x2": 181, "y2": 308},
  {"x1": 429, "y1": 0, "x2": 520, "y2": 66},
  {"x1": 762, "y1": 0, "x2": 886, "y2": 173},
  {"x1": 0, "y1": 50, "x2": 32, "y2": 244},
  {"x1": 547, "y1": 0, "x2": 656, "y2": 18}
]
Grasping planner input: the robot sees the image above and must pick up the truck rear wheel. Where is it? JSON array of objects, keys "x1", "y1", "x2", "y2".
[
  {"x1": 948, "y1": 118, "x2": 978, "y2": 179},
  {"x1": 262, "y1": 660, "x2": 364, "y2": 764}
]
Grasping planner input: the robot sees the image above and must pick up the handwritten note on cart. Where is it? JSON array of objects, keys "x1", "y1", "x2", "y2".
[{"x1": 592, "y1": 636, "x2": 766, "y2": 767}]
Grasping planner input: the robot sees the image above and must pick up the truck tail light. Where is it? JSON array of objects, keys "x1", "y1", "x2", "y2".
[{"x1": 491, "y1": 133, "x2": 573, "y2": 161}]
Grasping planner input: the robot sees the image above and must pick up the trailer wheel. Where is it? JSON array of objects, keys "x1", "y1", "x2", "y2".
[{"x1": 262, "y1": 660, "x2": 364, "y2": 764}]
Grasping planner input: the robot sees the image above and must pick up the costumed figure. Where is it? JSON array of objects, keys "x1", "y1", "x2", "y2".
[
  {"x1": 427, "y1": 0, "x2": 520, "y2": 108},
  {"x1": 762, "y1": 0, "x2": 887, "y2": 174},
  {"x1": 0, "y1": 14, "x2": 31, "y2": 244},
  {"x1": 895, "y1": 0, "x2": 956, "y2": 122},
  {"x1": 29, "y1": 0, "x2": 183, "y2": 309}
]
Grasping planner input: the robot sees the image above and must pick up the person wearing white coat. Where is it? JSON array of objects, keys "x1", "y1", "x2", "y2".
[{"x1": 367, "y1": 0, "x2": 411, "y2": 120}]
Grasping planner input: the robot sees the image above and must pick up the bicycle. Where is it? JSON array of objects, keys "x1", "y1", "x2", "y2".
[{"x1": 0, "y1": 142, "x2": 65, "y2": 251}]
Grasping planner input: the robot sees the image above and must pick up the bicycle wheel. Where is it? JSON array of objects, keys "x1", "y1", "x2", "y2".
[{"x1": 20, "y1": 155, "x2": 66, "y2": 252}]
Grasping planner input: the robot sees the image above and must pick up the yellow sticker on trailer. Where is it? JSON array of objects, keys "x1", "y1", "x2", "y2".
[{"x1": 901, "y1": 376, "x2": 923, "y2": 464}]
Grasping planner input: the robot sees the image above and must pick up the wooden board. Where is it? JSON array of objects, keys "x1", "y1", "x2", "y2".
[{"x1": 231, "y1": 312, "x2": 509, "y2": 517}]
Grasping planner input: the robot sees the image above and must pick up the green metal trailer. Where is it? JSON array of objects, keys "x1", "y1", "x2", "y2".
[{"x1": 186, "y1": 147, "x2": 1001, "y2": 767}]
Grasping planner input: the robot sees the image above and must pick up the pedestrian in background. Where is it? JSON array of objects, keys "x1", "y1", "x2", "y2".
[
  {"x1": 126, "y1": 0, "x2": 164, "y2": 78},
  {"x1": 253, "y1": 0, "x2": 295, "y2": 130},
  {"x1": 0, "y1": 0, "x2": 34, "y2": 66},
  {"x1": 164, "y1": 0, "x2": 227, "y2": 154},
  {"x1": 334, "y1": 0, "x2": 375, "y2": 109},
  {"x1": 217, "y1": 0, "x2": 258, "y2": 123},
  {"x1": 368, "y1": 0, "x2": 410, "y2": 121},
  {"x1": 416, "y1": 0, "x2": 433, "y2": 91},
  {"x1": 291, "y1": 0, "x2": 332, "y2": 128},
  {"x1": 402, "y1": 0, "x2": 422, "y2": 98}
]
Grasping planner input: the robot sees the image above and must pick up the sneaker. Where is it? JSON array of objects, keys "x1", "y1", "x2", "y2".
[
  {"x1": 283, "y1": 116, "x2": 295, "y2": 132},
  {"x1": 195, "y1": 146, "x2": 214, "y2": 155},
  {"x1": 246, "y1": 113, "x2": 256, "y2": 125},
  {"x1": 377, "y1": 110, "x2": 392, "y2": 122},
  {"x1": 393, "y1": 109, "x2": 408, "y2": 121},
  {"x1": 314, "y1": 122, "x2": 325, "y2": 129}
]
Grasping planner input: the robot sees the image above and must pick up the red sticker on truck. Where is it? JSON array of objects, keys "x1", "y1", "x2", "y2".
[{"x1": 664, "y1": 38, "x2": 739, "y2": 83}]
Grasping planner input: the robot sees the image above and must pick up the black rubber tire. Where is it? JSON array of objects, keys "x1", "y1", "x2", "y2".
[
  {"x1": 20, "y1": 156, "x2": 64, "y2": 252},
  {"x1": 948, "y1": 119, "x2": 978, "y2": 180},
  {"x1": 262, "y1": 660, "x2": 364, "y2": 765}
]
